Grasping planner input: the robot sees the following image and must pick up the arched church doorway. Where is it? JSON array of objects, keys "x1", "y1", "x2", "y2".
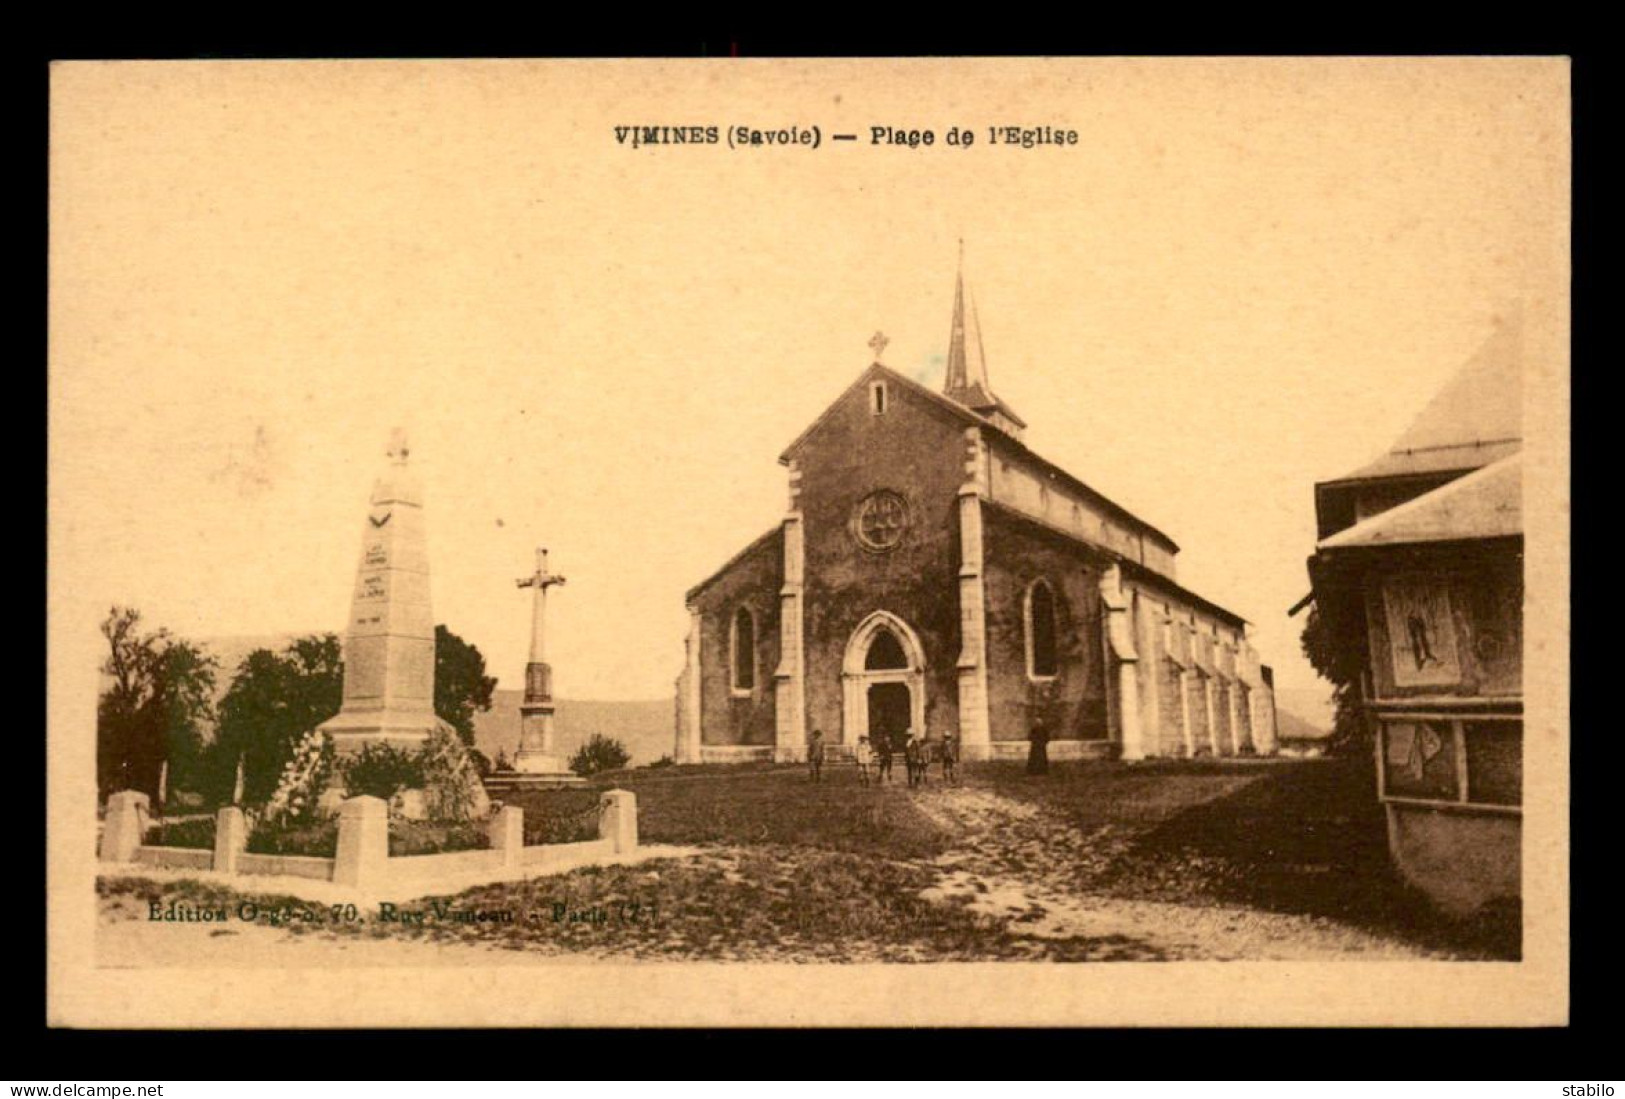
[{"x1": 841, "y1": 611, "x2": 926, "y2": 747}]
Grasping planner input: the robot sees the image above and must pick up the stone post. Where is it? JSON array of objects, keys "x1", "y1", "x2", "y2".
[
  {"x1": 213, "y1": 806, "x2": 247, "y2": 875},
  {"x1": 333, "y1": 795, "x2": 389, "y2": 887},
  {"x1": 491, "y1": 805, "x2": 525, "y2": 868},
  {"x1": 99, "y1": 791, "x2": 149, "y2": 863},
  {"x1": 599, "y1": 789, "x2": 638, "y2": 854}
]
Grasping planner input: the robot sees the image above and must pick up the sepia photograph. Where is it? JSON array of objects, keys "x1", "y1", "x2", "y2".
[{"x1": 46, "y1": 56, "x2": 1570, "y2": 1027}]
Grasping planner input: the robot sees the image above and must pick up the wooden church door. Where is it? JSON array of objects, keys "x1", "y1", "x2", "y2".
[{"x1": 867, "y1": 682, "x2": 912, "y2": 748}]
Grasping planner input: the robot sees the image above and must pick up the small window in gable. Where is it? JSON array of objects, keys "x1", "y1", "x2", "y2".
[
  {"x1": 871, "y1": 381, "x2": 888, "y2": 416},
  {"x1": 1026, "y1": 579, "x2": 1059, "y2": 679},
  {"x1": 731, "y1": 607, "x2": 755, "y2": 692}
]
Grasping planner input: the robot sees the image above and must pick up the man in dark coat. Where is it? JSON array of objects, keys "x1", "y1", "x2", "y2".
[
  {"x1": 1026, "y1": 716, "x2": 1051, "y2": 776},
  {"x1": 875, "y1": 729, "x2": 894, "y2": 784},
  {"x1": 807, "y1": 728, "x2": 826, "y2": 783}
]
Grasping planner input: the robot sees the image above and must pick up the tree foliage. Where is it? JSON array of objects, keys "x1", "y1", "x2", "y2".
[
  {"x1": 97, "y1": 607, "x2": 218, "y2": 803},
  {"x1": 214, "y1": 634, "x2": 344, "y2": 805},
  {"x1": 570, "y1": 733, "x2": 631, "y2": 777},
  {"x1": 434, "y1": 624, "x2": 497, "y2": 771},
  {"x1": 1299, "y1": 603, "x2": 1370, "y2": 755}
]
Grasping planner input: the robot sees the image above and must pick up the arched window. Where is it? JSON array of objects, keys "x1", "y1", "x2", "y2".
[
  {"x1": 1026, "y1": 579, "x2": 1059, "y2": 679},
  {"x1": 865, "y1": 628, "x2": 909, "y2": 670},
  {"x1": 731, "y1": 607, "x2": 755, "y2": 692}
]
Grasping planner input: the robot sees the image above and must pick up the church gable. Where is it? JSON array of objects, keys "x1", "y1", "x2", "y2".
[
  {"x1": 792, "y1": 366, "x2": 972, "y2": 589},
  {"x1": 780, "y1": 363, "x2": 977, "y2": 468},
  {"x1": 790, "y1": 365, "x2": 975, "y2": 749}
]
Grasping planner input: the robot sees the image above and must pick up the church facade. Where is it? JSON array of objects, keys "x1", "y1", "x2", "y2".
[{"x1": 675, "y1": 271, "x2": 1277, "y2": 764}]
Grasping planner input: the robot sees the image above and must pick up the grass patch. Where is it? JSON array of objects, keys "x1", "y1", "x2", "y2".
[
  {"x1": 981, "y1": 758, "x2": 1266, "y2": 829},
  {"x1": 595, "y1": 767, "x2": 952, "y2": 860},
  {"x1": 496, "y1": 789, "x2": 605, "y2": 845}
]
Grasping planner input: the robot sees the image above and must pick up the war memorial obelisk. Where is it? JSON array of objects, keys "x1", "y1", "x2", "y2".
[{"x1": 317, "y1": 430, "x2": 453, "y2": 751}]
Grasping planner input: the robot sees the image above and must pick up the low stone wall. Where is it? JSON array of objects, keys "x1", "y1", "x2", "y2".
[
  {"x1": 99, "y1": 788, "x2": 639, "y2": 894},
  {"x1": 237, "y1": 853, "x2": 337, "y2": 881},
  {"x1": 698, "y1": 745, "x2": 774, "y2": 763},
  {"x1": 981, "y1": 740, "x2": 1117, "y2": 762},
  {"x1": 519, "y1": 837, "x2": 615, "y2": 868},
  {"x1": 133, "y1": 847, "x2": 213, "y2": 871}
]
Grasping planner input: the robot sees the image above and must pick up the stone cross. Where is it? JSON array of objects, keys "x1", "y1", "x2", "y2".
[
  {"x1": 868, "y1": 331, "x2": 890, "y2": 362},
  {"x1": 516, "y1": 548, "x2": 567, "y2": 665}
]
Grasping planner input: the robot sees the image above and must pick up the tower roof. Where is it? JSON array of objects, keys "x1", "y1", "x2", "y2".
[{"x1": 942, "y1": 250, "x2": 1025, "y2": 432}]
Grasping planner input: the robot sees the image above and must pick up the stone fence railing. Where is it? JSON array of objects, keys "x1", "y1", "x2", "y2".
[{"x1": 98, "y1": 788, "x2": 639, "y2": 891}]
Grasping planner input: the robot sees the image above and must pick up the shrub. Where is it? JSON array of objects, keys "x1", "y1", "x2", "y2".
[
  {"x1": 506, "y1": 789, "x2": 603, "y2": 845},
  {"x1": 144, "y1": 817, "x2": 216, "y2": 850},
  {"x1": 261, "y1": 730, "x2": 337, "y2": 824},
  {"x1": 341, "y1": 742, "x2": 426, "y2": 800},
  {"x1": 416, "y1": 726, "x2": 490, "y2": 820},
  {"x1": 645, "y1": 754, "x2": 675, "y2": 770},
  {"x1": 389, "y1": 819, "x2": 489, "y2": 856},
  {"x1": 247, "y1": 818, "x2": 339, "y2": 858},
  {"x1": 570, "y1": 733, "x2": 631, "y2": 777}
]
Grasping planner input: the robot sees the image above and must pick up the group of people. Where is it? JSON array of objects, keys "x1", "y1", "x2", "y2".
[
  {"x1": 805, "y1": 727, "x2": 960, "y2": 787},
  {"x1": 803, "y1": 717, "x2": 1053, "y2": 785}
]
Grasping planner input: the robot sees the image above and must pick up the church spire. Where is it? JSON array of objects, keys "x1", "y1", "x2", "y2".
[{"x1": 942, "y1": 242, "x2": 1025, "y2": 437}]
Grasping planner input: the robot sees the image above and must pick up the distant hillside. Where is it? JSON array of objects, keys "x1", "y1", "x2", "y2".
[
  {"x1": 472, "y1": 691, "x2": 673, "y2": 768},
  {"x1": 1273, "y1": 687, "x2": 1333, "y2": 742}
]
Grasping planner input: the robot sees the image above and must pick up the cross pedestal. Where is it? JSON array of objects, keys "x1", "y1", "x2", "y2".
[{"x1": 486, "y1": 548, "x2": 584, "y2": 792}]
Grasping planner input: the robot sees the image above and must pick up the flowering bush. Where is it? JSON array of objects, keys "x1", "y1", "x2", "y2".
[
  {"x1": 260, "y1": 730, "x2": 337, "y2": 825},
  {"x1": 418, "y1": 726, "x2": 490, "y2": 820}
]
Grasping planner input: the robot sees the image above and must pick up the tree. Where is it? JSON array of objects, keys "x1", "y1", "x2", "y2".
[
  {"x1": 434, "y1": 624, "x2": 497, "y2": 772},
  {"x1": 1299, "y1": 603, "x2": 1370, "y2": 755},
  {"x1": 213, "y1": 634, "x2": 344, "y2": 805},
  {"x1": 97, "y1": 607, "x2": 218, "y2": 803},
  {"x1": 570, "y1": 733, "x2": 631, "y2": 777}
]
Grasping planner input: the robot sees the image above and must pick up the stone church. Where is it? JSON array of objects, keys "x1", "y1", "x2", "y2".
[{"x1": 675, "y1": 268, "x2": 1278, "y2": 764}]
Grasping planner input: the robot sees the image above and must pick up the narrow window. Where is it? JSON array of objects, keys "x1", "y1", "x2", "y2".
[
  {"x1": 731, "y1": 607, "x2": 755, "y2": 692},
  {"x1": 871, "y1": 381, "x2": 888, "y2": 416},
  {"x1": 1026, "y1": 580, "x2": 1059, "y2": 678}
]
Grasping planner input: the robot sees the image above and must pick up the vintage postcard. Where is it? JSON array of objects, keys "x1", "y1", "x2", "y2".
[{"x1": 47, "y1": 57, "x2": 1570, "y2": 1027}]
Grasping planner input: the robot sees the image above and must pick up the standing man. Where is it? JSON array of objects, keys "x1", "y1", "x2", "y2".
[
  {"x1": 875, "y1": 728, "x2": 894, "y2": 785},
  {"x1": 1026, "y1": 715, "x2": 1051, "y2": 776},
  {"x1": 940, "y1": 730, "x2": 960, "y2": 786},
  {"x1": 807, "y1": 727, "x2": 826, "y2": 783},
  {"x1": 855, "y1": 736, "x2": 873, "y2": 786}
]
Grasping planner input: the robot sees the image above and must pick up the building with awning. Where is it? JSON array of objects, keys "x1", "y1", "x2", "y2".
[{"x1": 1299, "y1": 315, "x2": 1523, "y2": 918}]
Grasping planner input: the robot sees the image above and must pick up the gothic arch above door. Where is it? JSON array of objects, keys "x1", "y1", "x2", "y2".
[{"x1": 840, "y1": 611, "x2": 927, "y2": 745}]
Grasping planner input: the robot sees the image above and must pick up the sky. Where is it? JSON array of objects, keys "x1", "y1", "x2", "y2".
[{"x1": 49, "y1": 58, "x2": 1568, "y2": 704}]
